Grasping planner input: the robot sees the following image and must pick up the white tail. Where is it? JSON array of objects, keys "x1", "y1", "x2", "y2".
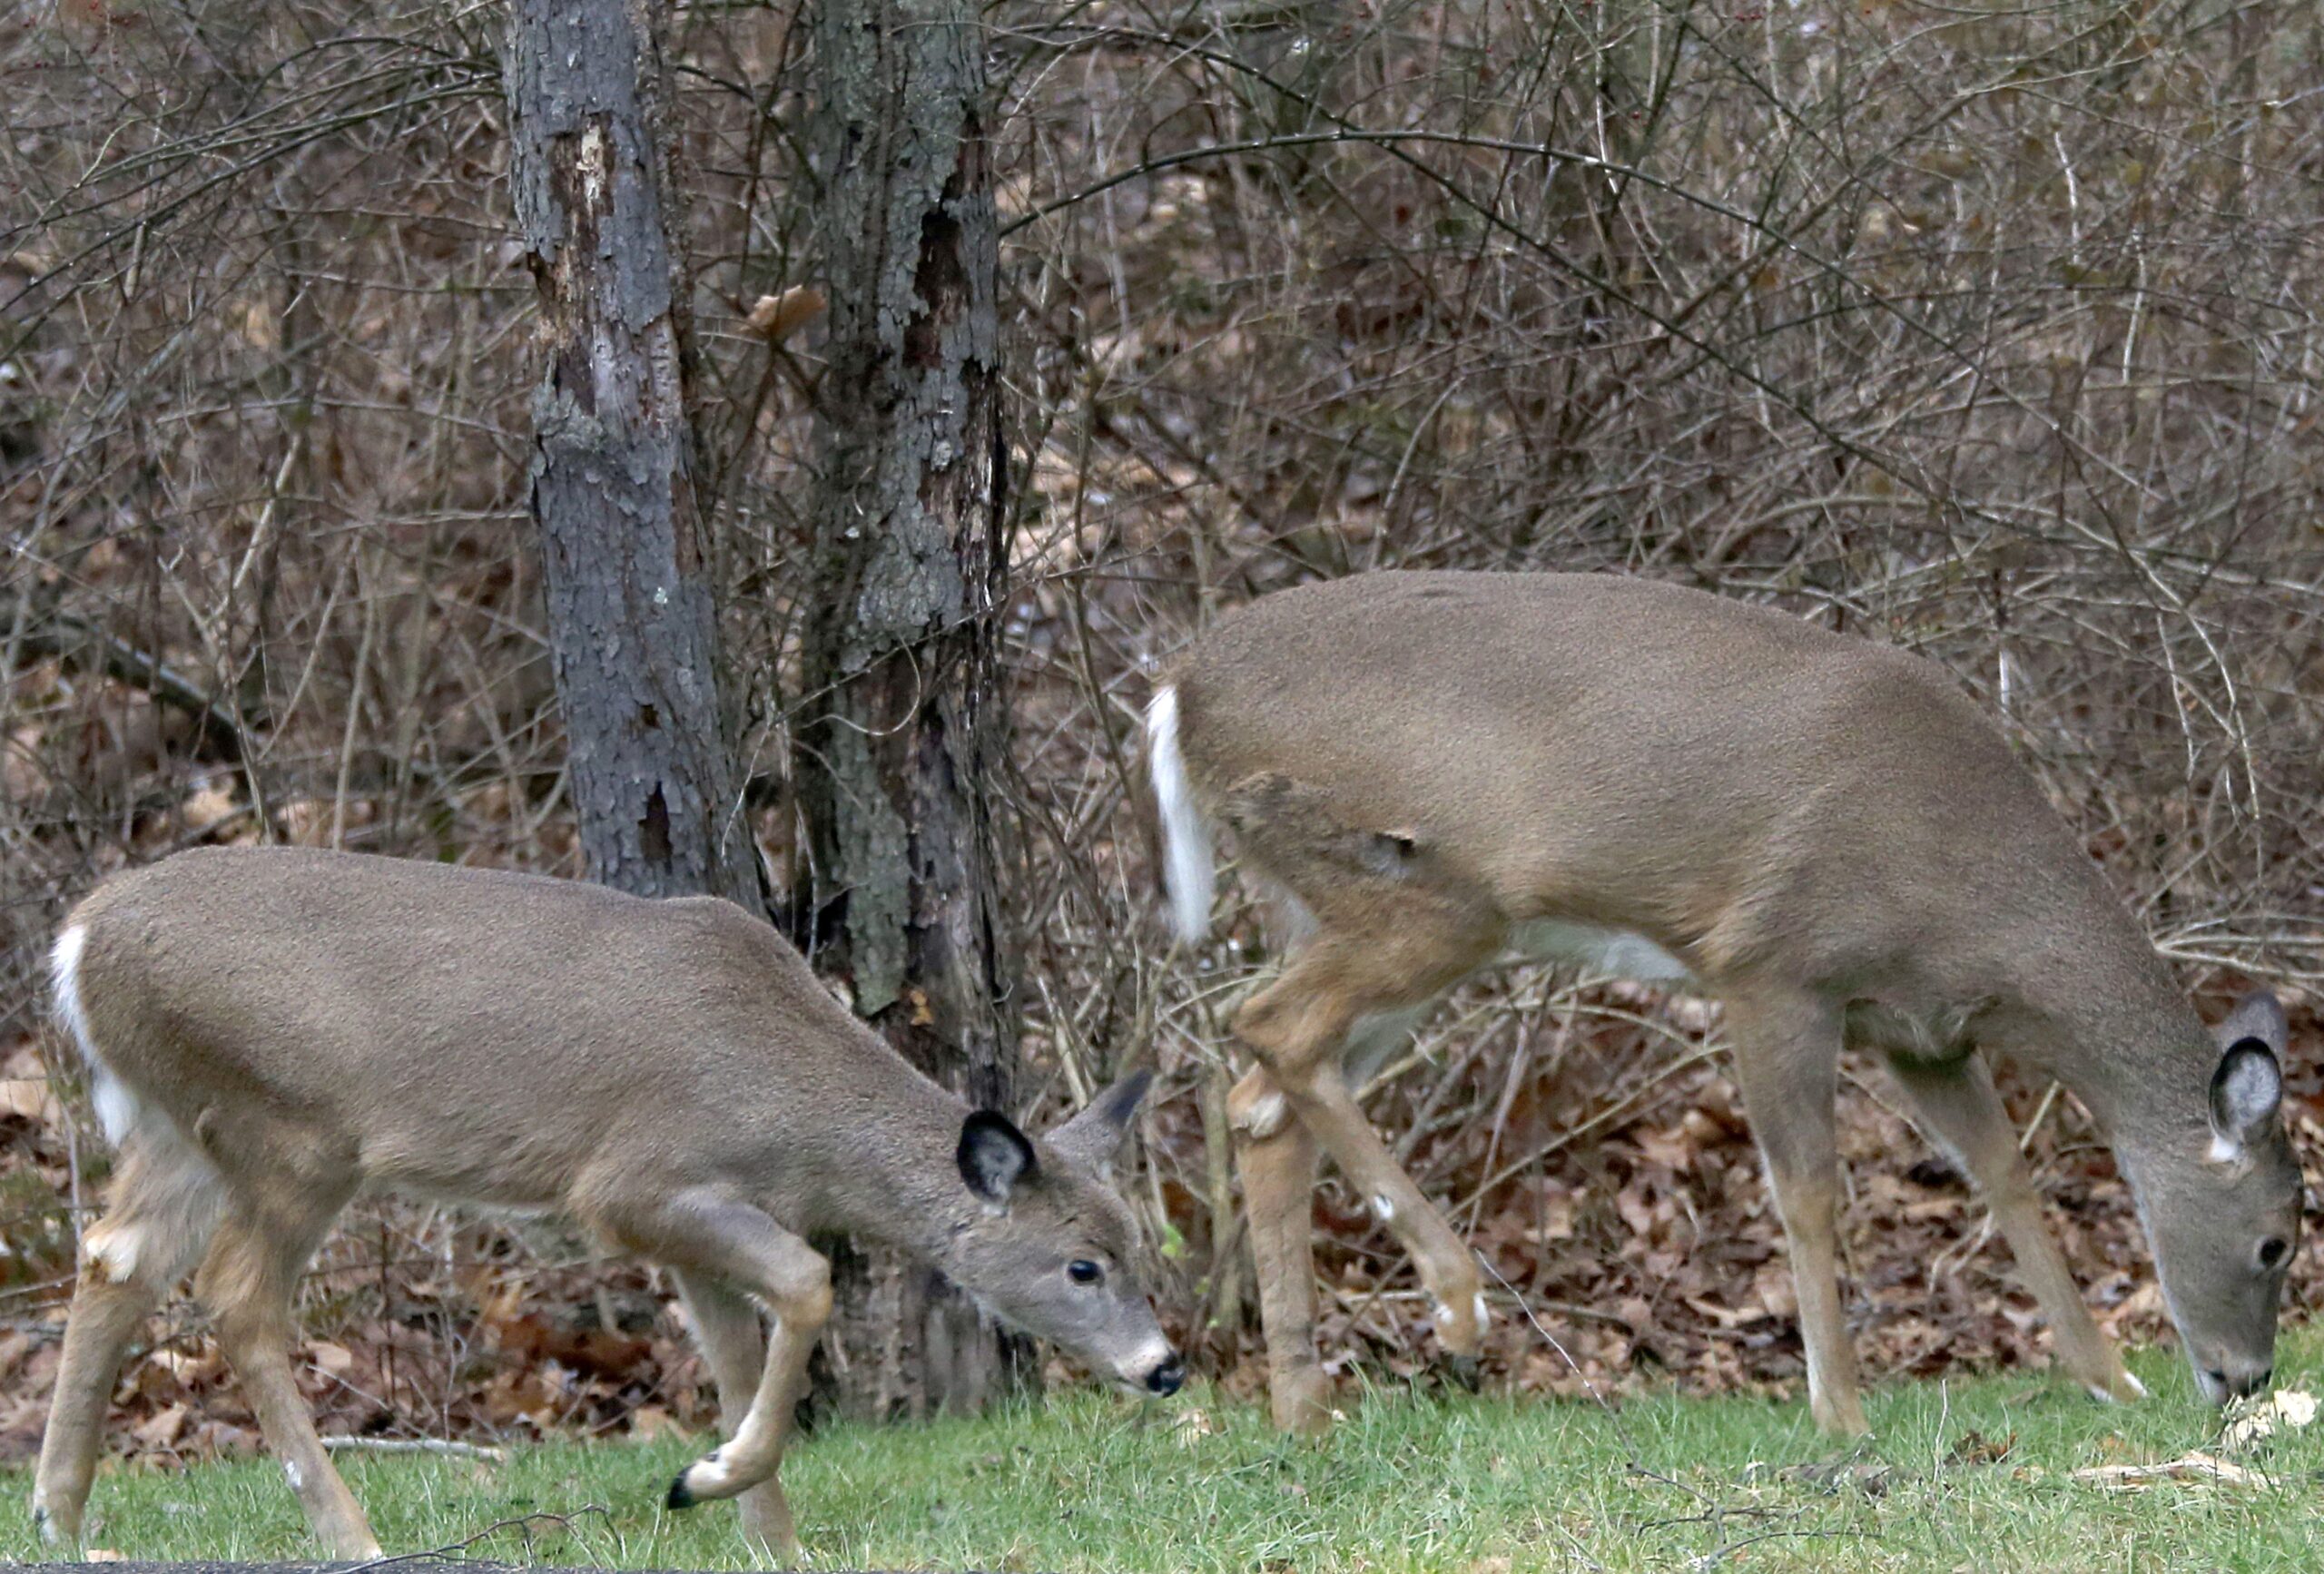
[
  {"x1": 33, "y1": 848, "x2": 1177, "y2": 1563},
  {"x1": 46, "y1": 923, "x2": 229, "y2": 1315},
  {"x1": 1147, "y1": 684, "x2": 1214, "y2": 942},
  {"x1": 49, "y1": 926, "x2": 134, "y2": 1146}
]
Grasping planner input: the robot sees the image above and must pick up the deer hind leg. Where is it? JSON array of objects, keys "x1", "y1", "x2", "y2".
[
  {"x1": 673, "y1": 1269, "x2": 791, "y2": 1556},
  {"x1": 1229, "y1": 1003, "x2": 1434, "y2": 1434},
  {"x1": 1884, "y1": 1051, "x2": 2142, "y2": 1404},
  {"x1": 1229, "y1": 1066, "x2": 1332, "y2": 1432},
  {"x1": 1234, "y1": 938, "x2": 1496, "y2": 1402},
  {"x1": 33, "y1": 1121, "x2": 224, "y2": 1544},
  {"x1": 1218, "y1": 772, "x2": 1503, "y2": 1422},
  {"x1": 602, "y1": 1189, "x2": 829, "y2": 1564},
  {"x1": 1724, "y1": 984, "x2": 1868, "y2": 1437},
  {"x1": 196, "y1": 1183, "x2": 372, "y2": 1558}
]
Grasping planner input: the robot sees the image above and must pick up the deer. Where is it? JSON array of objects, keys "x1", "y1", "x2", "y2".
[
  {"x1": 1147, "y1": 569, "x2": 2299, "y2": 1437},
  {"x1": 33, "y1": 847, "x2": 1181, "y2": 1563}
]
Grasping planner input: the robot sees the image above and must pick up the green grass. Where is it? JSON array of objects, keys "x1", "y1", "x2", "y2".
[{"x1": 6, "y1": 1334, "x2": 2322, "y2": 1571}]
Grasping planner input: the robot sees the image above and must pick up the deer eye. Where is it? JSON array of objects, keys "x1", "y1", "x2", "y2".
[
  {"x1": 1067, "y1": 1259, "x2": 1104, "y2": 1285},
  {"x1": 2257, "y1": 1236, "x2": 2290, "y2": 1272}
]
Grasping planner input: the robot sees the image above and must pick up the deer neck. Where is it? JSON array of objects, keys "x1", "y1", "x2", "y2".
[
  {"x1": 2004, "y1": 934, "x2": 2209, "y2": 1152},
  {"x1": 804, "y1": 1067, "x2": 987, "y2": 1264}
]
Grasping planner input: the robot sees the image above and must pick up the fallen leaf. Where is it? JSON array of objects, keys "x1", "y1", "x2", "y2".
[
  {"x1": 1945, "y1": 1428, "x2": 2014, "y2": 1467},
  {"x1": 133, "y1": 1402, "x2": 189, "y2": 1450},
  {"x1": 180, "y1": 782, "x2": 237, "y2": 831},
  {"x1": 1634, "y1": 1122, "x2": 1699, "y2": 1172},
  {"x1": 0, "y1": 1077, "x2": 64, "y2": 1129},
  {"x1": 1682, "y1": 1294, "x2": 1769, "y2": 1331},
  {"x1": 2221, "y1": 1387, "x2": 2316, "y2": 1453},
  {"x1": 153, "y1": 1343, "x2": 224, "y2": 1386},
  {"x1": 1777, "y1": 1461, "x2": 1891, "y2": 1497}
]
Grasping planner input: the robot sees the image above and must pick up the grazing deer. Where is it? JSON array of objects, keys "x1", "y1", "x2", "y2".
[
  {"x1": 34, "y1": 848, "x2": 1179, "y2": 1562},
  {"x1": 1148, "y1": 570, "x2": 2299, "y2": 1436}
]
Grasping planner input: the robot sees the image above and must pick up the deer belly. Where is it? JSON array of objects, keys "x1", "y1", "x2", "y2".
[{"x1": 1507, "y1": 920, "x2": 1696, "y2": 985}]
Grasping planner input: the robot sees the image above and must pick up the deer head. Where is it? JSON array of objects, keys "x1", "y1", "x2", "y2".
[
  {"x1": 2134, "y1": 991, "x2": 2301, "y2": 1404},
  {"x1": 947, "y1": 1071, "x2": 1184, "y2": 1396}
]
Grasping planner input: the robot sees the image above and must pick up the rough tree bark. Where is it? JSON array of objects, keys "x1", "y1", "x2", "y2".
[
  {"x1": 503, "y1": 0, "x2": 759, "y2": 904},
  {"x1": 796, "y1": 0, "x2": 1025, "y2": 1418}
]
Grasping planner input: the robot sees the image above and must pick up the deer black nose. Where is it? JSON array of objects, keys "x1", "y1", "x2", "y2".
[
  {"x1": 1145, "y1": 1353, "x2": 1186, "y2": 1395},
  {"x1": 2211, "y1": 1362, "x2": 2272, "y2": 1400}
]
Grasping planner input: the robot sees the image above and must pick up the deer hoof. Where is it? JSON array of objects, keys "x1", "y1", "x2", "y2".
[
  {"x1": 1271, "y1": 1365, "x2": 1337, "y2": 1434},
  {"x1": 669, "y1": 1443, "x2": 738, "y2": 1509},
  {"x1": 1440, "y1": 1353, "x2": 1483, "y2": 1392}
]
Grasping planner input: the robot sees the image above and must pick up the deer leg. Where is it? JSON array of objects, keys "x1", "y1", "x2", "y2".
[
  {"x1": 197, "y1": 1199, "x2": 376, "y2": 1558},
  {"x1": 34, "y1": 1125, "x2": 225, "y2": 1544},
  {"x1": 1234, "y1": 959, "x2": 1486, "y2": 1381},
  {"x1": 1885, "y1": 1052, "x2": 2142, "y2": 1404},
  {"x1": 673, "y1": 1269, "x2": 791, "y2": 1554},
  {"x1": 32, "y1": 1272, "x2": 165, "y2": 1546},
  {"x1": 1726, "y1": 986, "x2": 1867, "y2": 1437},
  {"x1": 1275, "y1": 1070, "x2": 1488, "y2": 1364},
  {"x1": 1229, "y1": 1067, "x2": 1333, "y2": 1432},
  {"x1": 608, "y1": 1191, "x2": 828, "y2": 1564}
]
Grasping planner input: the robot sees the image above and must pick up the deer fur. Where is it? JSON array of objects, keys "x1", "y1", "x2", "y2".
[
  {"x1": 1152, "y1": 570, "x2": 2299, "y2": 1436},
  {"x1": 34, "y1": 847, "x2": 1178, "y2": 1563}
]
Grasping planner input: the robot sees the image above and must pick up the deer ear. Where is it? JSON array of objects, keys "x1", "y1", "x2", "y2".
[
  {"x1": 2209, "y1": 1041, "x2": 2283, "y2": 1156},
  {"x1": 1047, "y1": 1070, "x2": 1152, "y2": 1173},
  {"x1": 2214, "y1": 989, "x2": 2289, "y2": 1057},
  {"x1": 958, "y1": 1110, "x2": 1037, "y2": 1205}
]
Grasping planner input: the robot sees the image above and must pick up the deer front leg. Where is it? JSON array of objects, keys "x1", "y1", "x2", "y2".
[
  {"x1": 1725, "y1": 986, "x2": 1867, "y2": 1438},
  {"x1": 673, "y1": 1270, "x2": 793, "y2": 1556},
  {"x1": 1229, "y1": 1067, "x2": 1334, "y2": 1433},
  {"x1": 1885, "y1": 1052, "x2": 2142, "y2": 1404},
  {"x1": 606, "y1": 1191, "x2": 829, "y2": 1564}
]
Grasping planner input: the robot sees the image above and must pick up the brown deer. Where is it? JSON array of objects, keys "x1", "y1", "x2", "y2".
[
  {"x1": 1148, "y1": 570, "x2": 2299, "y2": 1436},
  {"x1": 34, "y1": 848, "x2": 1179, "y2": 1562}
]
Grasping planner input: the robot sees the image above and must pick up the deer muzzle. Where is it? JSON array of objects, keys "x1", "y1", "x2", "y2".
[
  {"x1": 2196, "y1": 1355, "x2": 2273, "y2": 1405},
  {"x1": 1144, "y1": 1352, "x2": 1187, "y2": 1395}
]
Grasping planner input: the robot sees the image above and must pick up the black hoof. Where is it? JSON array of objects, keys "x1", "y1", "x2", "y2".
[
  {"x1": 1441, "y1": 1353, "x2": 1482, "y2": 1392},
  {"x1": 666, "y1": 1472, "x2": 697, "y2": 1510}
]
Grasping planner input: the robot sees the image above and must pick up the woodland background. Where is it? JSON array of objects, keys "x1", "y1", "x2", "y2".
[{"x1": 3, "y1": 0, "x2": 2322, "y2": 1464}]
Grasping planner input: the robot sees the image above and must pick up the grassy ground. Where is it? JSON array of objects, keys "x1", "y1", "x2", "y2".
[{"x1": 5, "y1": 1334, "x2": 2320, "y2": 1572}]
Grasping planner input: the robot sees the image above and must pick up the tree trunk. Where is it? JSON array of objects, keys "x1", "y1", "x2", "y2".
[
  {"x1": 796, "y1": 0, "x2": 1025, "y2": 1420},
  {"x1": 503, "y1": 0, "x2": 759, "y2": 905}
]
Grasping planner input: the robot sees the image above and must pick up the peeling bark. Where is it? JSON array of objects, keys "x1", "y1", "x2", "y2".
[
  {"x1": 796, "y1": 0, "x2": 1026, "y2": 1418},
  {"x1": 503, "y1": 0, "x2": 758, "y2": 905}
]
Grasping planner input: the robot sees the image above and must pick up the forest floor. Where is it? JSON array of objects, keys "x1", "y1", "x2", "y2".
[{"x1": 5, "y1": 1332, "x2": 2320, "y2": 1574}]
